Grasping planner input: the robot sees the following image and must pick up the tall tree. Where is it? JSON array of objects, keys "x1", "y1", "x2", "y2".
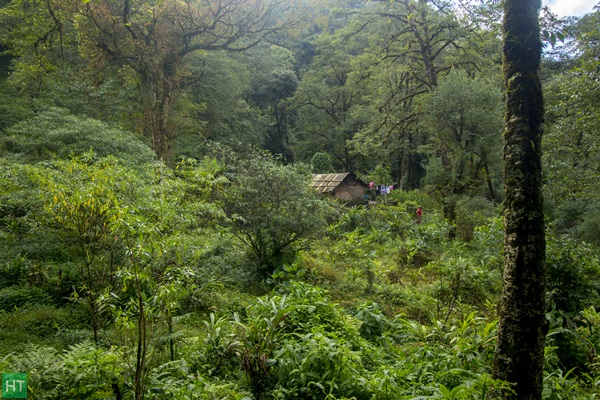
[
  {"x1": 246, "y1": 45, "x2": 299, "y2": 162},
  {"x1": 424, "y1": 69, "x2": 502, "y2": 202},
  {"x1": 372, "y1": 0, "x2": 465, "y2": 89},
  {"x1": 492, "y1": 0, "x2": 546, "y2": 399},
  {"x1": 0, "y1": 0, "x2": 307, "y2": 159},
  {"x1": 291, "y1": 28, "x2": 370, "y2": 172},
  {"x1": 78, "y1": 0, "x2": 305, "y2": 160},
  {"x1": 543, "y1": 7, "x2": 600, "y2": 203},
  {"x1": 346, "y1": 0, "x2": 470, "y2": 185}
]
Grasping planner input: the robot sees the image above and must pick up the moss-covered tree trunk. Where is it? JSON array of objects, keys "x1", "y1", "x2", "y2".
[{"x1": 492, "y1": 0, "x2": 546, "y2": 399}]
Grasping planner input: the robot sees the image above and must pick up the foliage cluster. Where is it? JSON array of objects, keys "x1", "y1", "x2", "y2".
[
  {"x1": 0, "y1": 0, "x2": 599, "y2": 398},
  {"x1": 0, "y1": 136, "x2": 599, "y2": 398}
]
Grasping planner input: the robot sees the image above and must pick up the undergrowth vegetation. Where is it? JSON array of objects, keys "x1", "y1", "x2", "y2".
[{"x1": 1, "y1": 149, "x2": 599, "y2": 399}]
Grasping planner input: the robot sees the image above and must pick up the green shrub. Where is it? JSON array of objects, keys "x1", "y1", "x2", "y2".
[
  {"x1": 276, "y1": 282, "x2": 359, "y2": 339},
  {"x1": 353, "y1": 301, "x2": 390, "y2": 341},
  {"x1": 546, "y1": 235, "x2": 600, "y2": 313},
  {"x1": 1, "y1": 342, "x2": 125, "y2": 399},
  {"x1": 454, "y1": 196, "x2": 499, "y2": 242},
  {"x1": 221, "y1": 153, "x2": 332, "y2": 278},
  {"x1": 575, "y1": 208, "x2": 600, "y2": 247},
  {"x1": 0, "y1": 304, "x2": 89, "y2": 353},
  {"x1": 272, "y1": 331, "x2": 368, "y2": 400},
  {"x1": 470, "y1": 216, "x2": 503, "y2": 271},
  {"x1": 0, "y1": 285, "x2": 51, "y2": 311},
  {"x1": 311, "y1": 152, "x2": 334, "y2": 173},
  {"x1": 549, "y1": 200, "x2": 600, "y2": 248},
  {"x1": 1, "y1": 107, "x2": 156, "y2": 166}
]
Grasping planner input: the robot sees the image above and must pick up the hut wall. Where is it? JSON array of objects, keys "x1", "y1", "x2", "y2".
[{"x1": 334, "y1": 182, "x2": 366, "y2": 201}]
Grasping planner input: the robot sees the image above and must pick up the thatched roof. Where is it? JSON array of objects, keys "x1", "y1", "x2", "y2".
[{"x1": 311, "y1": 172, "x2": 359, "y2": 194}]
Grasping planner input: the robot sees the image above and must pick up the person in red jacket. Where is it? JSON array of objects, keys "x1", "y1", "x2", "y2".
[{"x1": 416, "y1": 206, "x2": 423, "y2": 224}]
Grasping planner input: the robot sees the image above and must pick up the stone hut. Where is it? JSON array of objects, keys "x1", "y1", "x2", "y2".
[{"x1": 310, "y1": 172, "x2": 368, "y2": 202}]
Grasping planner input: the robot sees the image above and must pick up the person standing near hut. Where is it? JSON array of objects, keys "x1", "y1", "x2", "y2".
[{"x1": 416, "y1": 206, "x2": 423, "y2": 224}]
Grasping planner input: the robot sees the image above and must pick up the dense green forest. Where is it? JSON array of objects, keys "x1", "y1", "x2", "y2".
[{"x1": 0, "y1": 0, "x2": 599, "y2": 399}]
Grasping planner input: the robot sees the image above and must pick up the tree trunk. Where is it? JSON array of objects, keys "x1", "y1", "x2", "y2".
[
  {"x1": 492, "y1": 1, "x2": 546, "y2": 399},
  {"x1": 141, "y1": 63, "x2": 175, "y2": 162},
  {"x1": 147, "y1": 82, "x2": 172, "y2": 162},
  {"x1": 401, "y1": 131, "x2": 413, "y2": 190},
  {"x1": 483, "y1": 163, "x2": 496, "y2": 202}
]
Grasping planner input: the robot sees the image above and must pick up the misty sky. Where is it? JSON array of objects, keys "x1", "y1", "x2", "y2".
[{"x1": 543, "y1": 0, "x2": 598, "y2": 16}]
